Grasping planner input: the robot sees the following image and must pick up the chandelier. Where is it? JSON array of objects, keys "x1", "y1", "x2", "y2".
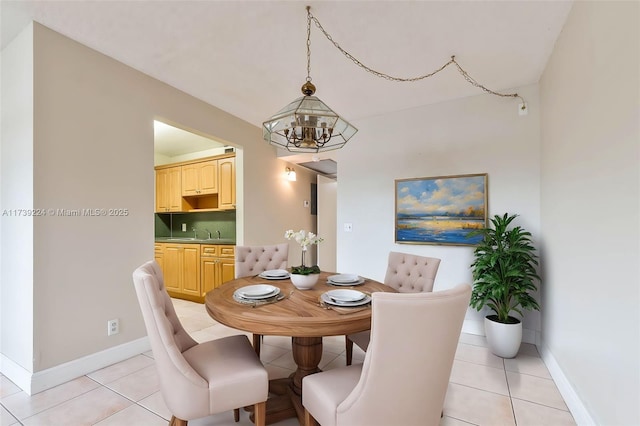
[
  {"x1": 262, "y1": 7, "x2": 357, "y2": 153},
  {"x1": 263, "y1": 6, "x2": 525, "y2": 153}
]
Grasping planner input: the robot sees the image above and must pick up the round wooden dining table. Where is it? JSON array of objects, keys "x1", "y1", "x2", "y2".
[{"x1": 205, "y1": 271, "x2": 394, "y2": 425}]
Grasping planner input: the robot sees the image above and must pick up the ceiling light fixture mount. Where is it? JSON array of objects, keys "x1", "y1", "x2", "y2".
[{"x1": 262, "y1": 6, "x2": 358, "y2": 153}]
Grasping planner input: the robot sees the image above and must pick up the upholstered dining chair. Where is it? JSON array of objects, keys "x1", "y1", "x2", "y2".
[
  {"x1": 235, "y1": 243, "x2": 289, "y2": 278},
  {"x1": 133, "y1": 260, "x2": 268, "y2": 426},
  {"x1": 303, "y1": 284, "x2": 471, "y2": 426},
  {"x1": 235, "y1": 243, "x2": 289, "y2": 355},
  {"x1": 345, "y1": 251, "x2": 441, "y2": 365}
]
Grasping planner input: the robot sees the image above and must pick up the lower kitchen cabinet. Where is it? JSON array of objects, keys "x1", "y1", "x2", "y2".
[
  {"x1": 154, "y1": 243, "x2": 164, "y2": 271},
  {"x1": 160, "y1": 243, "x2": 201, "y2": 301},
  {"x1": 155, "y1": 242, "x2": 234, "y2": 303},
  {"x1": 201, "y1": 245, "x2": 235, "y2": 297}
]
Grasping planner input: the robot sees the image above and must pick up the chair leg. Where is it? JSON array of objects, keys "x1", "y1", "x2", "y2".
[
  {"x1": 169, "y1": 415, "x2": 188, "y2": 426},
  {"x1": 304, "y1": 408, "x2": 318, "y2": 426},
  {"x1": 253, "y1": 401, "x2": 266, "y2": 426},
  {"x1": 253, "y1": 333, "x2": 261, "y2": 356},
  {"x1": 345, "y1": 336, "x2": 354, "y2": 366},
  {"x1": 234, "y1": 408, "x2": 240, "y2": 422}
]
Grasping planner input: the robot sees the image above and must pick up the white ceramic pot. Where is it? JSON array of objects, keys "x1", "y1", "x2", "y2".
[
  {"x1": 484, "y1": 315, "x2": 522, "y2": 358},
  {"x1": 290, "y1": 273, "x2": 320, "y2": 290}
]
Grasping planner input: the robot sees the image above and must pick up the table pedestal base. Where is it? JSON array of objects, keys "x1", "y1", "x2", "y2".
[{"x1": 250, "y1": 336, "x2": 323, "y2": 425}]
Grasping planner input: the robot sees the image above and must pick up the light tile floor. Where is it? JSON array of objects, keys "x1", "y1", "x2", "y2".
[{"x1": 1, "y1": 298, "x2": 576, "y2": 425}]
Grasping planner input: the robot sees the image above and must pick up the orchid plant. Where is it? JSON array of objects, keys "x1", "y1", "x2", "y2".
[{"x1": 285, "y1": 229, "x2": 323, "y2": 275}]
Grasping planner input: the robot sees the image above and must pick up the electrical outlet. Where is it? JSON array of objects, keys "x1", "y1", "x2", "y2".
[
  {"x1": 107, "y1": 319, "x2": 119, "y2": 336},
  {"x1": 182, "y1": 223, "x2": 187, "y2": 232}
]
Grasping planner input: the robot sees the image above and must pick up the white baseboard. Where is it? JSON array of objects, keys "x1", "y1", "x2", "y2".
[
  {"x1": 0, "y1": 354, "x2": 33, "y2": 394},
  {"x1": 1, "y1": 337, "x2": 150, "y2": 395},
  {"x1": 539, "y1": 341, "x2": 595, "y2": 426}
]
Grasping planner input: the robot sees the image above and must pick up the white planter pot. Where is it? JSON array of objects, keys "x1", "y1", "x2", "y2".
[
  {"x1": 290, "y1": 273, "x2": 319, "y2": 290},
  {"x1": 484, "y1": 315, "x2": 522, "y2": 358}
]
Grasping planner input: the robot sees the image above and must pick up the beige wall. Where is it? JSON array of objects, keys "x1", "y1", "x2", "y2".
[
  {"x1": 1, "y1": 23, "x2": 315, "y2": 389},
  {"x1": 540, "y1": 2, "x2": 639, "y2": 424},
  {"x1": 337, "y1": 84, "x2": 542, "y2": 340}
]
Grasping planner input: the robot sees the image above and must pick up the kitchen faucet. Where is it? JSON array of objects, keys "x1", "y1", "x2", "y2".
[
  {"x1": 217, "y1": 230, "x2": 221, "y2": 239},
  {"x1": 205, "y1": 229, "x2": 212, "y2": 239},
  {"x1": 192, "y1": 227, "x2": 197, "y2": 239}
]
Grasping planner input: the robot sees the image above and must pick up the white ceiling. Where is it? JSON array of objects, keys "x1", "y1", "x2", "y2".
[{"x1": 1, "y1": 0, "x2": 573, "y2": 155}]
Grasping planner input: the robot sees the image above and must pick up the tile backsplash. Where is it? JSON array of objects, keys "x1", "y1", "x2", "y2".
[{"x1": 155, "y1": 211, "x2": 236, "y2": 241}]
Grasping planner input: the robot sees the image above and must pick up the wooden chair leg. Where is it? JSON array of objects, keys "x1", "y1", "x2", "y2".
[
  {"x1": 253, "y1": 401, "x2": 266, "y2": 426},
  {"x1": 252, "y1": 333, "x2": 261, "y2": 356},
  {"x1": 345, "y1": 336, "x2": 354, "y2": 366},
  {"x1": 234, "y1": 408, "x2": 240, "y2": 422},
  {"x1": 304, "y1": 408, "x2": 318, "y2": 426},
  {"x1": 169, "y1": 415, "x2": 188, "y2": 426}
]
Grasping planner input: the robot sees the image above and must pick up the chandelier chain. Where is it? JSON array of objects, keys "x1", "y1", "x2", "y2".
[
  {"x1": 306, "y1": 6, "x2": 312, "y2": 81},
  {"x1": 306, "y1": 8, "x2": 524, "y2": 104}
]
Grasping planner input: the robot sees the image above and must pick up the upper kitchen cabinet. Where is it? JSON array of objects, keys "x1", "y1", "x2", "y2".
[
  {"x1": 155, "y1": 154, "x2": 236, "y2": 212},
  {"x1": 218, "y1": 157, "x2": 236, "y2": 210},
  {"x1": 182, "y1": 160, "x2": 217, "y2": 196},
  {"x1": 155, "y1": 166, "x2": 186, "y2": 212}
]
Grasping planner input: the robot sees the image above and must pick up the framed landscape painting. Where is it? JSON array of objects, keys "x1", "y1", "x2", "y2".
[{"x1": 395, "y1": 173, "x2": 488, "y2": 246}]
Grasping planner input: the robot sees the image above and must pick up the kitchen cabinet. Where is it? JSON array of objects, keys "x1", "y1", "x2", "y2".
[
  {"x1": 154, "y1": 154, "x2": 236, "y2": 212},
  {"x1": 154, "y1": 243, "x2": 164, "y2": 270},
  {"x1": 201, "y1": 244, "x2": 235, "y2": 297},
  {"x1": 155, "y1": 166, "x2": 184, "y2": 212},
  {"x1": 161, "y1": 243, "x2": 201, "y2": 301},
  {"x1": 182, "y1": 160, "x2": 217, "y2": 196},
  {"x1": 155, "y1": 242, "x2": 234, "y2": 303},
  {"x1": 218, "y1": 157, "x2": 236, "y2": 209}
]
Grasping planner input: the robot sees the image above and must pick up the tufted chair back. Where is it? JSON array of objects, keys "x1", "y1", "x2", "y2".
[
  {"x1": 132, "y1": 261, "x2": 206, "y2": 418},
  {"x1": 235, "y1": 243, "x2": 289, "y2": 278},
  {"x1": 344, "y1": 251, "x2": 442, "y2": 365},
  {"x1": 303, "y1": 284, "x2": 472, "y2": 426},
  {"x1": 383, "y1": 251, "x2": 441, "y2": 293},
  {"x1": 133, "y1": 260, "x2": 269, "y2": 425}
]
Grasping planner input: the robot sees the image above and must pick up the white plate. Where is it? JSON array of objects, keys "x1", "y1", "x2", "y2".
[
  {"x1": 259, "y1": 269, "x2": 290, "y2": 280},
  {"x1": 235, "y1": 284, "x2": 280, "y2": 300},
  {"x1": 327, "y1": 277, "x2": 365, "y2": 286},
  {"x1": 262, "y1": 269, "x2": 289, "y2": 277},
  {"x1": 326, "y1": 289, "x2": 366, "y2": 302},
  {"x1": 328, "y1": 274, "x2": 360, "y2": 283},
  {"x1": 321, "y1": 292, "x2": 371, "y2": 307}
]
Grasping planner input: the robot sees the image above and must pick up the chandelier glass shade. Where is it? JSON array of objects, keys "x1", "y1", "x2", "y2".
[{"x1": 262, "y1": 82, "x2": 358, "y2": 153}]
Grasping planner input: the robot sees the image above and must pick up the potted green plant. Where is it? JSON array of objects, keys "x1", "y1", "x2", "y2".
[
  {"x1": 285, "y1": 229, "x2": 323, "y2": 290},
  {"x1": 468, "y1": 213, "x2": 540, "y2": 358}
]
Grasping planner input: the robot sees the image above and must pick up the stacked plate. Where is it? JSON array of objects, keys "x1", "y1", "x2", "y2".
[
  {"x1": 321, "y1": 289, "x2": 371, "y2": 307},
  {"x1": 233, "y1": 284, "x2": 281, "y2": 303},
  {"x1": 327, "y1": 273, "x2": 365, "y2": 286},
  {"x1": 258, "y1": 269, "x2": 290, "y2": 280}
]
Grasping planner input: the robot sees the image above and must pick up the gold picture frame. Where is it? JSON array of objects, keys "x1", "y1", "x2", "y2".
[{"x1": 395, "y1": 173, "x2": 488, "y2": 246}]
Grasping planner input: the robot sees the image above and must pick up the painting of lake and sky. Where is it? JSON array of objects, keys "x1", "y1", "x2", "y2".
[{"x1": 395, "y1": 174, "x2": 487, "y2": 246}]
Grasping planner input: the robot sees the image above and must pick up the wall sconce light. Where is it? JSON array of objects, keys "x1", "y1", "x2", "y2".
[{"x1": 285, "y1": 167, "x2": 297, "y2": 181}]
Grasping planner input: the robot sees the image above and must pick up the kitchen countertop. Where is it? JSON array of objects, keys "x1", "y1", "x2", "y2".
[{"x1": 155, "y1": 237, "x2": 236, "y2": 245}]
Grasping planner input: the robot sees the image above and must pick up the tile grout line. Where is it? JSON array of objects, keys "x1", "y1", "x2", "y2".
[
  {"x1": 503, "y1": 357, "x2": 519, "y2": 426},
  {"x1": 87, "y1": 376, "x2": 170, "y2": 424},
  {"x1": 3, "y1": 377, "x2": 109, "y2": 425}
]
